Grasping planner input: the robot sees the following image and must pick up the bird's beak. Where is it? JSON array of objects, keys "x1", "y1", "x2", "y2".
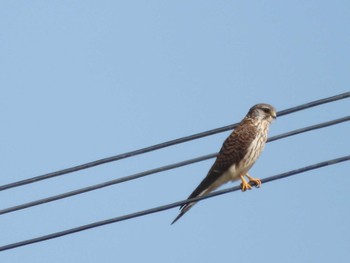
[{"x1": 272, "y1": 111, "x2": 277, "y2": 119}]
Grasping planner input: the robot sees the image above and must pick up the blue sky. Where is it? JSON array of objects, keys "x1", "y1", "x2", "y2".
[{"x1": 0, "y1": 1, "x2": 349, "y2": 262}]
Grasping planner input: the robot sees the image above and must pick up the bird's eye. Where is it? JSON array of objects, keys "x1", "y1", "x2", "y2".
[{"x1": 262, "y1": 108, "x2": 270, "y2": 113}]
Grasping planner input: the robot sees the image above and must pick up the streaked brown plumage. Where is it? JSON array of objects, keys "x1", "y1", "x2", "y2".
[{"x1": 171, "y1": 103, "x2": 276, "y2": 224}]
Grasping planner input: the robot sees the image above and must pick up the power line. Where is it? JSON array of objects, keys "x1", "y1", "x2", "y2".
[
  {"x1": 0, "y1": 92, "x2": 349, "y2": 192},
  {"x1": 267, "y1": 116, "x2": 350, "y2": 142},
  {"x1": 0, "y1": 155, "x2": 348, "y2": 252},
  {"x1": 0, "y1": 116, "x2": 348, "y2": 216}
]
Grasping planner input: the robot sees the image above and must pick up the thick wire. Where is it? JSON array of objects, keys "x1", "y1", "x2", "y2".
[
  {"x1": 0, "y1": 116, "x2": 348, "y2": 216},
  {"x1": 0, "y1": 155, "x2": 348, "y2": 252},
  {"x1": 0, "y1": 92, "x2": 349, "y2": 192}
]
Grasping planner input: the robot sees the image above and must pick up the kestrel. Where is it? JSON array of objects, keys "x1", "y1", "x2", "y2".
[{"x1": 171, "y1": 103, "x2": 276, "y2": 224}]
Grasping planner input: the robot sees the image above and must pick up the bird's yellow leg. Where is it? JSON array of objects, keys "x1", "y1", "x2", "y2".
[
  {"x1": 245, "y1": 173, "x2": 262, "y2": 188},
  {"x1": 240, "y1": 175, "x2": 252, "y2": 192}
]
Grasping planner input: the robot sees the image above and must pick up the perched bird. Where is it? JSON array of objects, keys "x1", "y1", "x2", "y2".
[{"x1": 171, "y1": 103, "x2": 276, "y2": 224}]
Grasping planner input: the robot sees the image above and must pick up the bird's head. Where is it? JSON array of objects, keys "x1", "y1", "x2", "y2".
[{"x1": 247, "y1": 103, "x2": 277, "y2": 123}]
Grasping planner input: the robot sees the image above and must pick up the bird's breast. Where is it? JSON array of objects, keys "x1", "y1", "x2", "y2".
[{"x1": 239, "y1": 123, "x2": 269, "y2": 172}]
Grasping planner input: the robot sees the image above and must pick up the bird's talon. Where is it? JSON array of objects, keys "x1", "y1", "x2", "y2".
[
  {"x1": 251, "y1": 179, "x2": 262, "y2": 188},
  {"x1": 240, "y1": 181, "x2": 252, "y2": 192},
  {"x1": 246, "y1": 176, "x2": 262, "y2": 189}
]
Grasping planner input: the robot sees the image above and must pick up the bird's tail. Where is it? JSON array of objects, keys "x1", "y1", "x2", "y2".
[
  {"x1": 171, "y1": 202, "x2": 196, "y2": 225},
  {"x1": 171, "y1": 188, "x2": 211, "y2": 224},
  {"x1": 171, "y1": 171, "x2": 223, "y2": 224}
]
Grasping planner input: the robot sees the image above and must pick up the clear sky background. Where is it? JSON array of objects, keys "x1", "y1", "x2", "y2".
[{"x1": 1, "y1": 1, "x2": 349, "y2": 262}]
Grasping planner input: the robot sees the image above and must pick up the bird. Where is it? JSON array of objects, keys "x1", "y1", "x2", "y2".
[{"x1": 171, "y1": 103, "x2": 276, "y2": 224}]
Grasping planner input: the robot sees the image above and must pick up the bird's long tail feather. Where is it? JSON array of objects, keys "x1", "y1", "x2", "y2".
[
  {"x1": 171, "y1": 202, "x2": 196, "y2": 225},
  {"x1": 171, "y1": 171, "x2": 223, "y2": 224},
  {"x1": 171, "y1": 187, "x2": 213, "y2": 224}
]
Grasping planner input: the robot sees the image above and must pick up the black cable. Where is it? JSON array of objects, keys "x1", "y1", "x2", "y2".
[
  {"x1": 267, "y1": 116, "x2": 350, "y2": 142},
  {"x1": 0, "y1": 92, "x2": 348, "y2": 192},
  {"x1": 0, "y1": 155, "x2": 348, "y2": 252},
  {"x1": 0, "y1": 116, "x2": 348, "y2": 216}
]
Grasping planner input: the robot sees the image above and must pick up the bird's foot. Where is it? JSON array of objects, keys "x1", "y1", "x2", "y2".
[
  {"x1": 248, "y1": 178, "x2": 262, "y2": 188},
  {"x1": 245, "y1": 174, "x2": 262, "y2": 188},
  {"x1": 240, "y1": 176, "x2": 252, "y2": 192}
]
